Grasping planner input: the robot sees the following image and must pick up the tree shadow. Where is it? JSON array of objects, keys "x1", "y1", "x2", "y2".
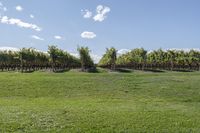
[
  {"x1": 143, "y1": 69, "x2": 165, "y2": 73},
  {"x1": 53, "y1": 69, "x2": 71, "y2": 73},
  {"x1": 87, "y1": 68, "x2": 101, "y2": 73},
  {"x1": 114, "y1": 68, "x2": 133, "y2": 73},
  {"x1": 20, "y1": 70, "x2": 35, "y2": 73},
  {"x1": 173, "y1": 69, "x2": 194, "y2": 72}
]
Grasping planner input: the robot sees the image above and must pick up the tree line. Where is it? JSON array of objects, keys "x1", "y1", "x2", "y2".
[
  {"x1": 99, "y1": 48, "x2": 200, "y2": 71},
  {"x1": 0, "y1": 46, "x2": 200, "y2": 72},
  {"x1": 0, "y1": 46, "x2": 80, "y2": 72}
]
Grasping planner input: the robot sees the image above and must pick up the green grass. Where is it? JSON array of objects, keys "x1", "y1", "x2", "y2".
[{"x1": 0, "y1": 70, "x2": 200, "y2": 132}]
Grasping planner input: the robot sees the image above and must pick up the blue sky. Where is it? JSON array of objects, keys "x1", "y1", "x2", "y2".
[{"x1": 0, "y1": 0, "x2": 200, "y2": 60}]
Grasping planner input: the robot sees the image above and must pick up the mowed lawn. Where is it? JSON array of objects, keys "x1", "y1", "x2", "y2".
[{"x1": 0, "y1": 70, "x2": 200, "y2": 132}]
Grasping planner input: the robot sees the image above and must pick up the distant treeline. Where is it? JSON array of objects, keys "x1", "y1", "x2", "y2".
[
  {"x1": 99, "y1": 48, "x2": 200, "y2": 71},
  {"x1": 0, "y1": 46, "x2": 200, "y2": 72},
  {"x1": 0, "y1": 46, "x2": 81, "y2": 72}
]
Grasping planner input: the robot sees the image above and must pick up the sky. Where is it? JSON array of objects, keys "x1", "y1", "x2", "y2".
[{"x1": 0, "y1": 0, "x2": 200, "y2": 62}]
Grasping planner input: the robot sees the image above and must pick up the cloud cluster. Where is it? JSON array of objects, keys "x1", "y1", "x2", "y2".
[
  {"x1": 90, "y1": 53, "x2": 102, "y2": 63},
  {"x1": 81, "y1": 31, "x2": 96, "y2": 39},
  {"x1": 82, "y1": 9, "x2": 92, "y2": 18},
  {"x1": 82, "y1": 5, "x2": 110, "y2": 22},
  {"x1": 31, "y1": 35, "x2": 44, "y2": 41},
  {"x1": 0, "y1": 16, "x2": 42, "y2": 31},
  {"x1": 166, "y1": 48, "x2": 200, "y2": 52},
  {"x1": 0, "y1": 46, "x2": 19, "y2": 51},
  {"x1": 0, "y1": 1, "x2": 7, "y2": 12},
  {"x1": 1, "y1": 2, "x2": 39, "y2": 32},
  {"x1": 93, "y1": 5, "x2": 110, "y2": 22},
  {"x1": 81, "y1": 5, "x2": 110, "y2": 40},
  {"x1": 69, "y1": 52, "x2": 101, "y2": 63}
]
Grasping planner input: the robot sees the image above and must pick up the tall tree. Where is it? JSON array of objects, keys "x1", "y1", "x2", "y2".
[
  {"x1": 48, "y1": 45, "x2": 59, "y2": 71},
  {"x1": 98, "y1": 47, "x2": 117, "y2": 70},
  {"x1": 77, "y1": 46, "x2": 94, "y2": 71}
]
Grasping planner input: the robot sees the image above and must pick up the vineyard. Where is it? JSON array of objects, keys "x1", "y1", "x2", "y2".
[
  {"x1": 1, "y1": 46, "x2": 200, "y2": 72},
  {"x1": 99, "y1": 48, "x2": 200, "y2": 71}
]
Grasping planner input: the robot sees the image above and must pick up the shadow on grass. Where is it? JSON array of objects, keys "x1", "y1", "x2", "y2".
[
  {"x1": 115, "y1": 68, "x2": 133, "y2": 73},
  {"x1": 143, "y1": 69, "x2": 165, "y2": 73},
  {"x1": 173, "y1": 69, "x2": 194, "y2": 72},
  {"x1": 87, "y1": 68, "x2": 101, "y2": 73},
  {"x1": 53, "y1": 69, "x2": 71, "y2": 73},
  {"x1": 104, "y1": 68, "x2": 165, "y2": 73},
  {"x1": 21, "y1": 70, "x2": 35, "y2": 73}
]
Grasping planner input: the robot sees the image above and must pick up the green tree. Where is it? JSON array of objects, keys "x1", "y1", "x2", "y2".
[
  {"x1": 77, "y1": 46, "x2": 94, "y2": 71},
  {"x1": 98, "y1": 47, "x2": 117, "y2": 70}
]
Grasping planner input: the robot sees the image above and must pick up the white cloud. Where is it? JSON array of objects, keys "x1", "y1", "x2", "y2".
[
  {"x1": 0, "y1": 47, "x2": 19, "y2": 51},
  {"x1": 91, "y1": 53, "x2": 102, "y2": 63},
  {"x1": 69, "y1": 52, "x2": 101, "y2": 63},
  {"x1": 166, "y1": 48, "x2": 200, "y2": 52},
  {"x1": 0, "y1": 16, "x2": 42, "y2": 31},
  {"x1": 15, "y1": 5, "x2": 23, "y2": 11},
  {"x1": 93, "y1": 5, "x2": 110, "y2": 22},
  {"x1": 54, "y1": 35, "x2": 63, "y2": 40},
  {"x1": 82, "y1": 9, "x2": 92, "y2": 18},
  {"x1": 147, "y1": 48, "x2": 200, "y2": 54},
  {"x1": 81, "y1": 31, "x2": 96, "y2": 39},
  {"x1": 30, "y1": 14, "x2": 34, "y2": 19},
  {"x1": 0, "y1": 2, "x2": 7, "y2": 12},
  {"x1": 3, "y1": 7, "x2": 7, "y2": 11},
  {"x1": 117, "y1": 49, "x2": 131, "y2": 56},
  {"x1": 31, "y1": 35, "x2": 44, "y2": 41}
]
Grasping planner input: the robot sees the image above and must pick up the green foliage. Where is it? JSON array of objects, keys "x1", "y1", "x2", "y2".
[
  {"x1": 77, "y1": 46, "x2": 94, "y2": 71},
  {"x1": 98, "y1": 47, "x2": 117, "y2": 69},
  {"x1": 117, "y1": 48, "x2": 147, "y2": 67},
  {"x1": 0, "y1": 50, "x2": 20, "y2": 65},
  {"x1": 0, "y1": 46, "x2": 80, "y2": 72},
  {"x1": 1, "y1": 46, "x2": 200, "y2": 72},
  {"x1": 117, "y1": 48, "x2": 200, "y2": 71},
  {"x1": 18, "y1": 48, "x2": 49, "y2": 72},
  {"x1": 48, "y1": 45, "x2": 80, "y2": 71}
]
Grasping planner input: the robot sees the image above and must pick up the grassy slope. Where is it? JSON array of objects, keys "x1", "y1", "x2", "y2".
[{"x1": 0, "y1": 70, "x2": 200, "y2": 132}]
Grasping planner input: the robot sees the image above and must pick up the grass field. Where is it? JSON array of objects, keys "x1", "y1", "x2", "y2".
[{"x1": 0, "y1": 70, "x2": 200, "y2": 132}]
